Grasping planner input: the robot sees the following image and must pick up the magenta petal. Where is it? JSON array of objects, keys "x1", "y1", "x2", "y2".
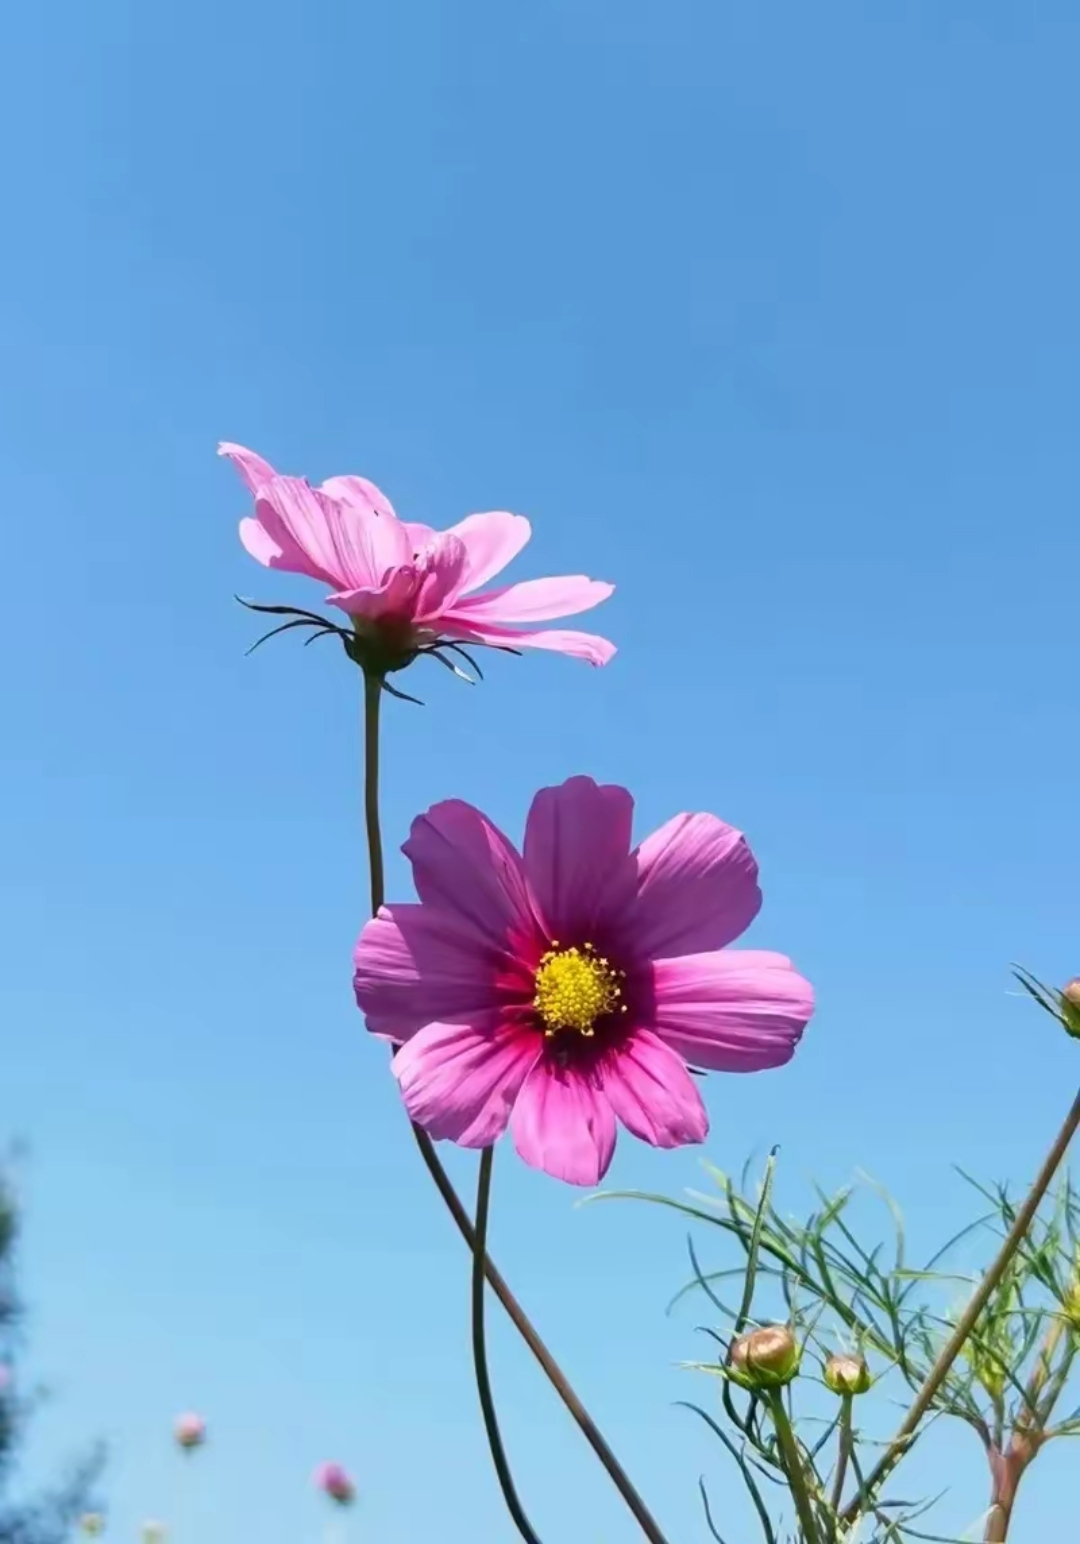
[
  {"x1": 219, "y1": 442, "x2": 278, "y2": 494},
  {"x1": 603, "y1": 1030, "x2": 708, "y2": 1148},
  {"x1": 449, "y1": 575, "x2": 614, "y2": 623},
  {"x1": 354, "y1": 903, "x2": 512, "y2": 1041},
  {"x1": 439, "y1": 618, "x2": 617, "y2": 667},
  {"x1": 393, "y1": 1019, "x2": 541, "y2": 1147},
  {"x1": 404, "y1": 800, "x2": 546, "y2": 949},
  {"x1": 327, "y1": 567, "x2": 419, "y2": 619},
  {"x1": 446, "y1": 511, "x2": 532, "y2": 592},
  {"x1": 523, "y1": 777, "x2": 636, "y2": 940},
  {"x1": 651, "y1": 951, "x2": 813, "y2": 1071},
  {"x1": 252, "y1": 477, "x2": 355, "y2": 587},
  {"x1": 629, "y1": 814, "x2": 761, "y2": 958},
  {"x1": 510, "y1": 1063, "x2": 617, "y2": 1185}
]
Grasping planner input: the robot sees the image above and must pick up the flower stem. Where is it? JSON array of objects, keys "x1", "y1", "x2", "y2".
[
  {"x1": 472, "y1": 1147, "x2": 544, "y2": 1544},
  {"x1": 828, "y1": 1394, "x2": 853, "y2": 1520},
  {"x1": 765, "y1": 1390, "x2": 821, "y2": 1544},
  {"x1": 842, "y1": 1083, "x2": 1080, "y2": 1522},
  {"x1": 360, "y1": 672, "x2": 672, "y2": 1544},
  {"x1": 362, "y1": 671, "x2": 385, "y2": 918}
]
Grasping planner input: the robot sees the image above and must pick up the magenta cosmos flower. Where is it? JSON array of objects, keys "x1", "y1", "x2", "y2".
[
  {"x1": 220, "y1": 443, "x2": 615, "y2": 668},
  {"x1": 354, "y1": 777, "x2": 813, "y2": 1186}
]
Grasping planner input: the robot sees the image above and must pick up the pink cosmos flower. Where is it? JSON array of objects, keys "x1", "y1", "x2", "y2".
[
  {"x1": 354, "y1": 776, "x2": 814, "y2": 1186},
  {"x1": 314, "y1": 1462, "x2": 356, "y2": 1506},
  {"x1": 220, "y1": 443, "x2": 615, "y2": 667},
  {"x1": 173, "y1": 1412, "x2": 206, "y2": 1450}
]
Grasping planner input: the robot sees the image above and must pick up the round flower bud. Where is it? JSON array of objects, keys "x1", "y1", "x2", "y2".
[
  {"x1": 173, "y1": 1412, "x2": 206, "y2": 1451},
  {"x1": 314, "y1": 1461, "x2": 356, "y2": 1506},
  {"x1": 823, "y1": 1352, "x2": 872, "y2": 1396},
  {"x1": 1061, "y1": 979, "x2": 1080, "y2": 1038},
  {"x1": 78, "y1": 1515, "x2": 106, "y2": 1538},
  {"x1": 728, "y1": 1324, "x2": 800, "y2": 1390}
]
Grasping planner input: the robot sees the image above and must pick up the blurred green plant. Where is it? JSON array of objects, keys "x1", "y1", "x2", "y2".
[{"x1": 0, "y1": 1167, "x2": 103, "y2": 1544}]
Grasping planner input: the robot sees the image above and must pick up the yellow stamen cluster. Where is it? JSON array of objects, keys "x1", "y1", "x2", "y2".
[{"x1": 533, "y1": 942, "x2": 625, "y2": 1037}]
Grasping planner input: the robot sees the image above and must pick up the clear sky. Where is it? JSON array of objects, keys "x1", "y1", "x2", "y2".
[{"x1": 2, "y1": 1, "x2": 1079, "y2": 1540}]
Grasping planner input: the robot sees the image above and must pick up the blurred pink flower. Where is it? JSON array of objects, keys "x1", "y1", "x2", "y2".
[
  {"x1": 354, "y1": 776, "x2": 814, "y2": 1186},
  {"x1": 220, "y1": 443, "x2": 615, "y2": 668},
  {"x1": 314, "y1": 1462, "x2": 356, "y2": 1506},
  {"x1": 173, "y1": 1412, "x2": 206, "y2": 1450}
]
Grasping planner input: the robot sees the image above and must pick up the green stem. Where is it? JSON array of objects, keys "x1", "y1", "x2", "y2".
[
  {"x1": 766, "y1": 1391, "x2": 821, "y2": 1544},
  {"x1": 828, "y1": 1395, "x2": 852, "y2": 1522},
  {"x1": 472, "y1": 1148, "x2": 544, "y2": 1544},
  {"x1": 842, "y1": 1083, "x2": 1080, "y2": 1522},
  {"x1": 362, "y1": 671, "x2": 384, "y2": 917},
  {"x1": 360, "y1": 672, "x2": 673, "y2": 1544}
]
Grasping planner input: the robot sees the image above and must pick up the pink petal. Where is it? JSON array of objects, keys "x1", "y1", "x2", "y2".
[
  {"x1": 327, "y1": 567, "x2": 420, "y2": 619},
  {"x1": 413, "y1": 534, "x2": 471, "y2": 619},
  {"x1": 439, "y1": 618, "x2": 617, "y2": 667},
  {"x1": 510, "y1": 1062, "x2": 617, "y2": 1185},
  {"x1": 393, "y1": 1019, "x2": 541, "y2": 1147},
  {"x1": 603, "y1": 1030, "x2": 708, "y2": 1148},
  {"x1": 321, "y1": 473, "x2": 398, "y2": 522},
  {"x1": 354, "y1": 903, "x2": 515, "y2": 1041},
  {"x1": 523, "y1": 777, "x2": 636, "y2": 940},
  {"x1": 404, "y1": 522, "x2": 438, "y2": 550},
  {"x1": 219, "y1": 442, "x2": 278, "y2": 494},
  {"x1": 403, "y1": 800, "x2": 546, "y2": 951},
  {"x1": 252, "y1": 477, "x2": 357, "y2": 587},
  {"x1": 651, "y1": 951, "x2": 813, "y2": 1071},
  {"x1": 628, "y1": 814, "x2": 761, "y2": 958},
  {"x1": 445, "y1": 512, "x2": 532, "y2": 593},
  {"x1": 448, "y1": 575, "x2": 614, "y2": 623}
]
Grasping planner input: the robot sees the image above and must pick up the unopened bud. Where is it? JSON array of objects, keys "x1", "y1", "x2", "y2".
[
  {"x1": 314, "y1": 1462, "x2": 356, "y2": 1506},
  {"x1": 729, "y1": 1324, "x2": 800, "y2": 1390},
  {"x1": 78, "y1": 1516, "x2": 106, "y2": 1538},
  {"x1": 140, "y1": 1524, "x2": 166, "y2": 1544},
  {"x1": 1062, "y1": 979, "x2": 1080, "y2": 1038},
  {"x1": 173, "y1": 1412, "x2": 206, "y2": 1451},
  {"x1": 823, "y1": 1352, "x2": 871, "y2": 1396}
]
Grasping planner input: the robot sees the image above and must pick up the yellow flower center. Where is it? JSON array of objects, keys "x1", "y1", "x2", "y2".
[{"x1": 532, "y1": 942, "x2": 624, "y2": 1037}]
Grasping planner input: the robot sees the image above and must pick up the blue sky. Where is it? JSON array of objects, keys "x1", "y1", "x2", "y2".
[{"x1": 2, "y1": 0, "x2": 1079, "y2": 1539}]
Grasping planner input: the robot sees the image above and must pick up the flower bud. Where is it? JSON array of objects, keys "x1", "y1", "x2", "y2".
[
  {"x1": 823, "y1": 1352, "x2": 872, "y2": 1396},
  {"x1": 173, "y1": 1412, "x2": 206, "y2": 1451},
  {"x1": 78, "y1": 1515, "x2": 106, "y2": 1538},
  {"x1": 728, "y1": 1324, "x2": 800, "y2": 1390},
  {"x1": 314, "y1": 1461, "x2": 356, "y2": 1506},
  {"x1": 1061, "y1": 979, "x2": 1080, "y2": 1038},
  {"x1": 140, "y1": 1524, "x2": 166, "y2": 1544}
]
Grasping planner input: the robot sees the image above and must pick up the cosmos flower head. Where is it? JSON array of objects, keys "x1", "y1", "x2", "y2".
[
  {"x1": 354, "y1": 776, "x2": 813, "y2": 1185},
  {"x1": 220, "y1": 444, "x2": 615, "y2": 687}
]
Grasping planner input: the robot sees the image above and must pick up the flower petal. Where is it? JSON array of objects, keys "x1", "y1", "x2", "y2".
[
  {"x1": 628, "y1": 814, "x2": 761, "y2": 957},
  {"x1": 603, "y1": 1029, "x2": 708, "y2": 1148},
  {"x1": 251, "y1": 477, "x2": 357, "y2": 587},
  {"x1": 413, "y1": 534, "x2": 471, "y2": 619},
  {"x1": 327, "y1": 567, "x2": 420, "y2": 619},
  {"x1": 523, "y1": 776, "x2": 636, "y2": 941},
  {"x1": 403, "y1": 800, "x2": 546, "y2": 950},
  {"x1": 439, "y1": 618, "x2": 617, "y2": 667},
  {"x1": 354, "y1": 903, "x2": 516, "y2": 1041},
  {"x1": 448, "y1": 575, "x2": 614, "y2": 623},
  {"x1": 510, "y1": 1062, "x2": 617, "y2": 1185},
  {"x1": 393, "y1": 1018, "x2": 541, "y2": 1147},
  {"x1": 445, "y1": 512, "x2": 532, "y2": 592},
  {"x1": 651, "y1": 951, "x2": 813, "y2": 1071},
  {"x1": 219, "y1": 442, "x2": 278, "y2": 494},
  {"x1": 321, "y1": 473, "x2": 399, "y2": 522}
]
